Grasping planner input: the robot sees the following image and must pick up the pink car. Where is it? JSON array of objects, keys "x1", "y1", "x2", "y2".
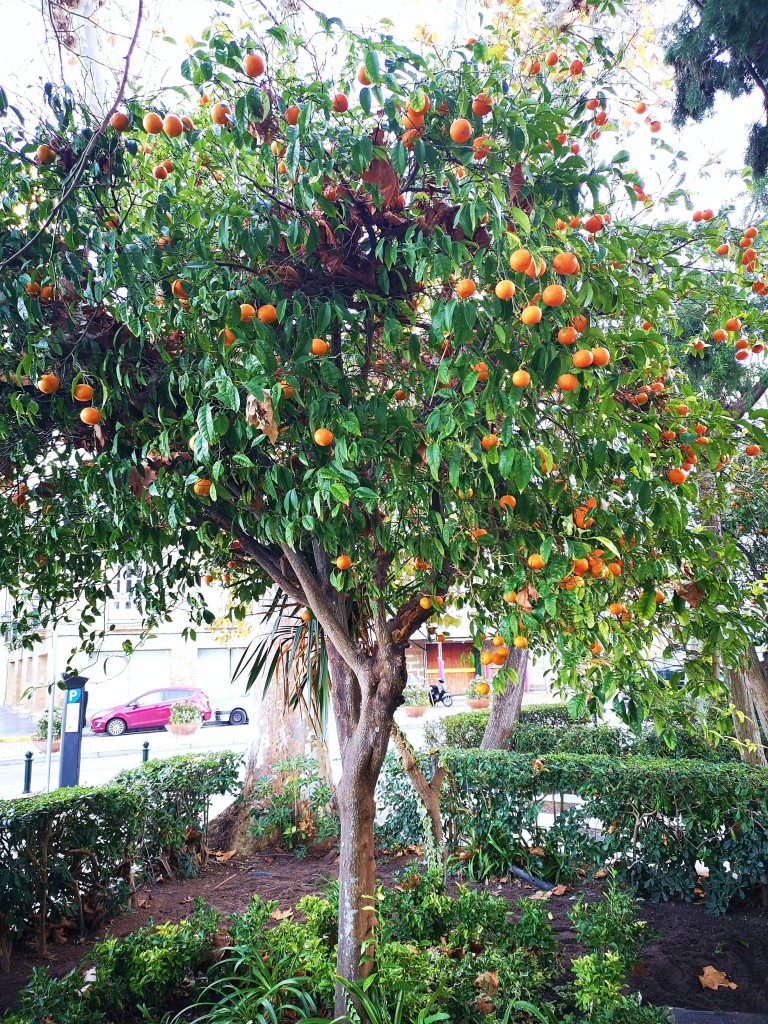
[{"x1": 89, "y1": 687, "x2": 212, "y2": 736}]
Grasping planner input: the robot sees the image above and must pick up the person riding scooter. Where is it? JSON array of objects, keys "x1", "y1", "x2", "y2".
[{"x1": 428, "y1": 679, "x2": 453, "y2": 707}]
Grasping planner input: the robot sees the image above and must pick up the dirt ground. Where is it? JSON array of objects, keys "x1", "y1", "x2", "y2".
[{"x1": 1, "y1": 848, "x2": 766, "y2": 1016}]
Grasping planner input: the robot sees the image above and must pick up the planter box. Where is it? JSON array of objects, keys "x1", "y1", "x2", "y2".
[
  {"x1": 33, "y1": 738, "x2": 60, "y2": 753},
  {"x1": 404, "y1": 706, "x2": 428, "y2": 718},
  {"x1": 165, "y1": 721, "x2": 202, "y2": 737},
  {"x1": 466, "y1": 698, "x2": 491, "y2": 710}
]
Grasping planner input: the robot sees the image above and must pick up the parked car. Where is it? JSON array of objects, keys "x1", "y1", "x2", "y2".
[
  {"x1": 210, "y1": 699, "x2": 249, "y2": 726},
  {"x1": 90, "y1": 687, "x2": 212, "y2": 736}
]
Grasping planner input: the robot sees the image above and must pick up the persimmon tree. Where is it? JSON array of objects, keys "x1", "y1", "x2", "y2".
[{"x1": 1, "y1": 9, "x2": 766, "y2": 1009}]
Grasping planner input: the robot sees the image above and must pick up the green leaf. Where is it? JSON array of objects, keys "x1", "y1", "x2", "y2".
[
  {"x1": 426, "y1": 442, "x2": 441, "y2": 480},
  {"x1": 514, "y1": 454, "x2": 532, "y2": 492},
  {"x1": 197, "y1": 405, "x2": 216, "y2": 443}
]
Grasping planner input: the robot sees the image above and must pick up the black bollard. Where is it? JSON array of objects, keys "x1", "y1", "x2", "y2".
[
  {"x1": 22, "y1": 751, "x2": 33, "y2": 795},
  {"x1": 142, "y1": 740, "x2": 149, "y2": 763}
]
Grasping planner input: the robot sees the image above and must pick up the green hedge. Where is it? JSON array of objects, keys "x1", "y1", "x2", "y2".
[
  {"x1": 0, "y1": 751, "x2": 240, "y2": 969},
  {"x1": 424, "y1": 709, "x2": 739, "y2": 762},
  {"x1": 440, "y1": 751, "x2": 768, "y2": 912}
]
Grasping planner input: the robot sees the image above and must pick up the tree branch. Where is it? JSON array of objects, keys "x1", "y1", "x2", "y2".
[
  {"x1": 1, "y1": 0, "x2": 144, "y2": 270},
  {"x1": 728, "y1": 371, "x2": 768, "y2": 418},
  {"x1": 281, "y1": 544, "x2": 368, "y2": 677}
]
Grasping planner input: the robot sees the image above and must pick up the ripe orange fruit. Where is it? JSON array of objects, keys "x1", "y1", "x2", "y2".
[
  {"x1": 712, "y1": 328, "x2": 727, "y2": 342},
  {"x1": 37, "y1": 144, "x2": 58, "y2": 166},
  {"x1": 649, "y1": 120, "x2": 662, "y2": 132},
  {"x1": 38, "y1": 374, "x2": 60, "y2": 394},
  {"x1": 569, "y1": 58, "x2": 584, "y2": 75},
  {"x1": 211, "y1": 103, "x2": 231, "y2": 125},
  {"x1": 270, "y1": 139, "x2": 287, "y2": 157},
  {"x1": 479, "y1": 650, "x2": 493, "y2": 665},
  {"x1": 472, "y1": 361, "x2": 489, "y2": 381},
  {"x1": 219, "y1": 328, "x2": 236, "y2": 348},
  {"x1": 163, "y1": 114, "x2": 183, "y2": 137},
  {"x1": 193, "y1": 478, "x2": 212, "y2": 496},
  {"x1": 314, "y1": 428, "x2": 334, "y2": 446},
  {"x1": 401, "y1": 128, "x2": 421, "y2": 150},
  {"x1": 725, "y1": 317, "x2": 741, "y2": 332},
  {"x1": 475, "y1": 681, "x2": 491, "y2": 696},
  {"x1": 258, "y1": 304, "x2": 278, "y2": 324},
  {"x1": 521, "y1": 305, "x2": 543, "y2": 326},
  {"x1": 558, "y1": 373, "x2": 578, "y2": 391},
  {"x1": 39, "y1": 285, "x2": 54, "y2": 302},
  {"x1": 527, "y1": 553, "x2": 545, "y2": 570},
  {"x1": 557, "y1": 326, "x2": 577, "y2": 345},
  {"x1": 152, "y1": 165, "x2": 168, "y2": 180},
  {"x1": 584, "y1": 214, "x2": 603, "y2": 234},
  {"x1": 513, "y1": 635, "x2": 528, "y2": 648},
  {"x1": 525, "y1": 257, "x2": 547, "y2": 279},
  {"x1": 511, "y1": 369, "x2": 531, "y2": 387},
  {"x1": 608, "y1": 602, "x2": 626, "y2": 616},
  {"x1": 456, "y1": 278, "x2": 476, "y2": 298},
  {"x1": 240, "y1": 303, "x2": 257, "y2": 323},
  {"x1": 481, "y1": 434, "x2": 499, "y2": 450},
  {"x1": 572, "y1": 314, "x2": 588, "y2": 334},
  {"x1": 171, "y1": 279, "x2": 188, "y2": 299},
  {"x1": 285, "y1": 105, "x2": 300, "y2": 125},
  {"x1": 311, "y1": 338, "x2": 329, "y2": 355},
  {"x1": 572, "y1": 349, "x2": 594, "y2": 368},
  {"x1": 401, "y1": 109, "x2": 424, "y2": 131},
  {"x1": 335, "y1": 554, "x2": 352, "y2": 570},
  {"x1": 509, "y1": 248, "x2": 533, "y2": 273},
  {"x1": 573, "y1": 557, "x2": 589, "y2": 576},
  {"x1": 545, "y1": 50, "x2": 558, "y2": 66},
  {"x1": 635, "y1": 101, "x2": 647, "y2": 114},
  {"x1": 80, "y1": 407, "x2": 102, "y2": 425},
  {"x1": 181, "y1": 115, "x2": 195, "y2": 131},
  {"x1": 746, "y1": 444, "x2": 761, "y2": 456},
  {"x1": 449, "y1": 118, "x2": 472, "y2": 144},
  {"x1": 744, "y1": 226, "x2": 758, "y2": 239},
  {"x1": 472, "y1": 135, "x2": 491, "y2": 160},
  {"x1": 495, "y1": 280, "x2": 515, "y2": 300},
  {"x1": 542, "y1": 284, "x2": 567, "y2": 307},
  {"x1": 590, "y1": 347, "x2": 610, "y2": 367},
  {"x1": 73, "y1": 383, "x2": 94, "y2": 402},
  {"x1": 110, "y1": 111, "x2": 129, "y2": 131},
  {"x1": 332, "y1": 93, "x2": 349, "y2": 113},
  {"x1": 499, "y1": 494, "x2": 517, "y2": 509},
  {"x1": 594, "y1": 110, "x2": 608, "y2": 127},
  {"x1": 552, "y1": 252, "x2": 580, "y2": 276},
  {"x1": 142, "y1": 112, "x2": 164, "y2": 134},
  {"x1": 667, "y1": 467, "x2": 687, "y2": 485},
  {"x1": 244, "y1": 53, "x2": 265, "y2": 77},
  {"x1": 204, "y1": 574, "x2": 214, "y2": 584},
  {"x1": 472, "y1": 93, "x2": 493, "y2": 116}
]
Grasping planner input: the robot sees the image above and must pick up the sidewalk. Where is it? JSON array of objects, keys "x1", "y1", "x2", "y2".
[{"x1": 0, "y1": 706, "x2": 35, "y2": 742}]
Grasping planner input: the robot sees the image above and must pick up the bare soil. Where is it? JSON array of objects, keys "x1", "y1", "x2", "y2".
[{"x1": 1, "y1": 848, "x2": 766, "y2": 1016}]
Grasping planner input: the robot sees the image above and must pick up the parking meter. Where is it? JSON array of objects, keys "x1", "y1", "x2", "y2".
[{"x1": 58, "y1": 675, "x2": 89, "y2": 788}]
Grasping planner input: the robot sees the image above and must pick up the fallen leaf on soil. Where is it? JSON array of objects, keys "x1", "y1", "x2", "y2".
[
  {"x1": 593, "y1": 868, "x2": 608, "y2": 879},
  {"x1": 630, "y1": 962, "x2": 647, "y2": 979},
  {"x1": 528, "y1": 890, "x2": 552, "y2": 901},
  {"x1": 698, "y1": 966, "x2": 737, "y2": 990},
  {"x1": 136, "y1": 898, "x2": 151, "y2": 909},
  {"x1": 180, "y1": 896, "x2": 195, "y2": 904},
  {"x1": 270, "y1": 908, "x2": 294, "y2": 921},
  {"x1": 474, "y1": 969, "x2": 499, "y2": 1013},
  {"x1": 552, "y1": 885, "x2": 567, "y2": 896},
  {"x1": 212, "y1": 849, "x2": 237, "y2": 863}
]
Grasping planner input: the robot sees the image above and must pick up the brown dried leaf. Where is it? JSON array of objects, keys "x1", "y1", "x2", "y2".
[
  {"x1": 528, "y1": 889, "x2": 552, "y2": 901},
  {"x1": 270, "y1": 908, "x2": 294, "y2": 921},
  {"x1": 552, "y1": 884, "x2": 567, "y2": 896},
  {"x1": 515, "y1": 583, "x2": 539, "y2": 613},
  {"x1": 593, "y1": 868, "x2": 608, "y2": 879},
  {"x1": 672, "y1": 580, "x2": 706, "y2": 607},
  {"x1": 698, "y1": 966, "x2": 737, "y2": 990},
  {"x1": 213, "y1": 849, "x2": 237, "y2": 863},
  {"x1": 509, "y1": 162, "x2": 525, "y2": 202},
  {"x1": 528, "y1": 846, "x2": 546, "y2": 856},
  {"x1": 245, "y1": 391, "x2": 278, "y2": 443}
]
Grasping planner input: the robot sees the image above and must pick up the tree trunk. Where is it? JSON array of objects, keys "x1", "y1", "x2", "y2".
[
  {"x1": 727, "y1": 667, "x2": 767, "y2": 766},
  {"x1": 746, "y1": 645, "x2": 768, "y2": 741},
  {"x1": 390, "y1": 722, "x2": 445, "y2": 865},
  {"x1": 480, "y1": 648, "x2": 528, "y2": 750}
]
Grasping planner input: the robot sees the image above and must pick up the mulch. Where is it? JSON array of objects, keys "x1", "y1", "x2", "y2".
[{"x1": 1, "y1": 848, "x2": 766, "y2": 1016}]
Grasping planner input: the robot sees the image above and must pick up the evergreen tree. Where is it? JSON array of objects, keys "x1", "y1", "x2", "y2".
[{"x1": 665, "y1": 0, "x2": 768, "y2": 177}]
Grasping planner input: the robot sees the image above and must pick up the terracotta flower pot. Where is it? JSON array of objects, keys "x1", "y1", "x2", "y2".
[
  {"x1": 404, "y1": 706, "x2": 428, "y2": 718},
  {"x1": 33, "y1": 738, "x2": 60, "y2": 752},
  {"x1": 466, "y1": 698, "x2": 491, "y2": 709},
  {"x1": 165, "y1": 720, "x2": 202, "y2": 736}
]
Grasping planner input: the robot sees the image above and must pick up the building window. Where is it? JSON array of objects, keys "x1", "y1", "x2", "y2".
[{"x1": 109, "y1": 565, "x2": 142, "y2": 620}]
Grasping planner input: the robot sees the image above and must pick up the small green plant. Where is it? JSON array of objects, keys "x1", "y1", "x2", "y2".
[
  {"x1": 248, "y1": 755, "x2": 338, "y2": 854},
  {"x1": 35, "y1": 710, "x2": 61, "y2": 741},
  {"x1": 403, "y1": 684, "x2": 430, "y2": 707},
  {"x1": 169, "y1": 700, "x2": 203, "y2": 725},
  {"x1": 571, "y1": 950, "x2": 626, "y2": 1015},
  {"x1": 569, "y1": 878, "x2": 652, "y2": 970}
]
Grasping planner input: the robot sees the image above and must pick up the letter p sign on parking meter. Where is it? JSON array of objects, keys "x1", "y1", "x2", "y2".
[{"x1": 59, "y1": 674, "x2": 89, "y2": 788}]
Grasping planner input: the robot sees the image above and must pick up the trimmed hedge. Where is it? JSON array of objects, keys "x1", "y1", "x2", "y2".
[
  {"x1": 424, "y1": 708, "x2": 739, "y2": 762},
  {"x1": 0, "y1": 751, "x2": 240, "y2": 969},
  {"x1": 440, "y1": 751, "x2": 768, "y2": 912}
]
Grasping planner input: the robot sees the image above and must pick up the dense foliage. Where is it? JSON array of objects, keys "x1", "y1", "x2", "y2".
[
  {"x1": 248, "y1": 754, "x2": 339, "y2": 854},
  {"x1": 0, "y1": 751, "x2": 240, "y2": 968},
  {"x1": 440, "y1": 750, "x2": 768, "y2": 911},
  {"x1": 2, "y1": 880, "x2": 665, "y2": 1024},
  {"x1": 664, "y1": 0, "x2": 768, "y2": 177}
]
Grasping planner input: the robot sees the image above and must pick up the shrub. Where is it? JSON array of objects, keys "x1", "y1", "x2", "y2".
[
  {"x1": 424, "y1": 703, "x2": 583, "y2": 749},
  {"x1": 441, "y1": 751, "x2": 768, "y2": 911},
  {"x1": 0, "y1": 751, "x2": 240, "y2": 968},
  {"x1": 248, "y1": 755, "x2": 338, "y2": 855},
  {"x1": 168, "y1": 700, "x2": 204, "y2": 724},
  {"x1": 375, "y1": 750, "x2": 433, "y2": 850},
  {"x1": 34, "y1": 710, "x2": 61, "y2": 742}
]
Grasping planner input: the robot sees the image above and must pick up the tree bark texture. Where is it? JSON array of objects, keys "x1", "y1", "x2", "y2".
[
  {"x1": 727, "y1": 667, "x2": 767, "y2": 766},
  {"x1": 390, "y1": 721, "x2": 445, "y2": 862},
  {"x1": 746, "y1": 644, "x2": 768, "y2": 741},
  {"x1": 480, "y1": 647, "x2": 528, "y2": 750}
]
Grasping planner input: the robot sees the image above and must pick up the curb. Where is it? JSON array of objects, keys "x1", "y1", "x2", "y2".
[{"x1": 0, "y1": 735, "x2": 33, "y2": 743}]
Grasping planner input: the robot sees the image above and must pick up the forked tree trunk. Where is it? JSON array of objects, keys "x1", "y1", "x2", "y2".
[
  {"x1": 480, "y1": 648, "x2": 528, "y2": 750},
  {"x1": 390, "y1": 722, "x2": 445, "y2": 863},
  {"x1": 727, "y1": 667, "x2": 767, "y2": 767}
]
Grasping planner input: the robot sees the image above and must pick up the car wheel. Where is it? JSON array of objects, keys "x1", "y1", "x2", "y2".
[
  {"x1": 106, "y1": 717, "x2": 127, "y2": 736},
  {"x1": 229, "y1": 708, "x2": 248, "y2": 727}
]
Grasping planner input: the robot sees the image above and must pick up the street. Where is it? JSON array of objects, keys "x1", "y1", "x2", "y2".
[{"x1": 0, "y1": 721, "x2": 252, "y2": 800}]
